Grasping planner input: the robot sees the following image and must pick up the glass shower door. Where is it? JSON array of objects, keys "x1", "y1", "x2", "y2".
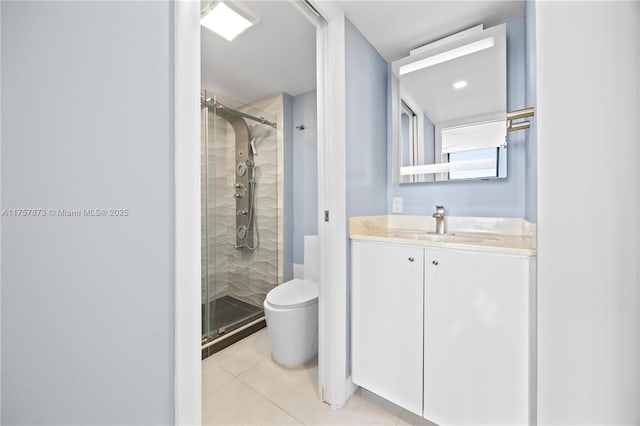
[{"x1": 201, "y1": 91, "x2": 279, "y2": 344}]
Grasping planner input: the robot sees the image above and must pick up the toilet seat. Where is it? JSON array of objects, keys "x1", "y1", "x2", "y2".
[{"x1": 266, "y1": 279, "x2": 318, "y2": 309}]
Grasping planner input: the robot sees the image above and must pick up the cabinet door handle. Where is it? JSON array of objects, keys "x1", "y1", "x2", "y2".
[
  {"x1": 408, "y1": 257, "x2": 415, "y2": 262},
  {"x1": 432, "y1": 260, "x2": 439, "y2": 266}
]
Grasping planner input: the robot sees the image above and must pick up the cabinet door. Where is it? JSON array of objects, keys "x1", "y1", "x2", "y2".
[
  {"x1": 351, "y1": 241, "x2": 424, "y2": 416},
  {"x1": 424, "y1": 248, "x2": 531, "y2": 425}
]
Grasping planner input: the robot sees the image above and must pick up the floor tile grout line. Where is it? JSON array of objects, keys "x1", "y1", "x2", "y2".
[
  {"x1": 203, "y1": 377, "x2": 301, "y2": 426},
  {"x1": 202, "y1": 332, "x2": 269, "y2": 378},
  {"x1": 235, "y1": 364, "x2": 394, "y2": 426},
  {"x1": 235, "y1": 358, "x2": 270, "y2": 393},
  {"x1": 235, "y1": 359, "x2": 313, "y2": 426},
  {"x1": 215, "y1": 370, "x2": 405, "y2": 426},
  {"x1": 204, "y1": 328, "x2": 411, "y2": 426},
  {"x1": 260, "y1": 397, "x2": 307, "y2": 426},
  {"x1": 233, "y1": 347, "x2": 402, "y2": 426},
  {"x1": 204, "y1": 357, "x2": 240, "y2": 378},
  {"x1": 211, "y1": 356, "x2": 267, "y2": 378},
  {"x1": 201, "y1": 372, "x2": 235, "y2": 400},
  {"x1": 240, "y1": 377, "x2": 304, "y2": 425}
]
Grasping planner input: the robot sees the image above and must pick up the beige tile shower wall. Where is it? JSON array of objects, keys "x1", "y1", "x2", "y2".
[
  {"x1": 247, "y1": 93, "x2": 284, "y2": 284},
  {"x1": 210, "y1": 114, "x2": 233, "y2": 301},
  {"x1": 203, "y1": 94, "x2": 283, "y2": 308},
  {"x1": 210, "y1": 115, "x2": 237, "y2": 303}
]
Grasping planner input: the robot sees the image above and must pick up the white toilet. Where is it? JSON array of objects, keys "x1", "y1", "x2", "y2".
[{"x1": 264, "y1": 235, "x2": 318, "y2": 367}]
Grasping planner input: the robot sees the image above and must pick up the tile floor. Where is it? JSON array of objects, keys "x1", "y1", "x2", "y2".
[{"x1": 202, "y1": 328, "x2": 437, "y2": 425}]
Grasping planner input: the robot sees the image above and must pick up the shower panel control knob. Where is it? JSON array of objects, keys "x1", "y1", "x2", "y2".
[
  {"x1": 234, "y1": 193, "x2": 243, "y2": 199},
  {"x1": 234, "y1": 183, "x2": 244, "y2": 189},
  {"x1": 237, "y1": 209, "x2": 248, "y2": 216},
  {"x1": 237, "y1": 226, "x2": 248, "y2": 239}
]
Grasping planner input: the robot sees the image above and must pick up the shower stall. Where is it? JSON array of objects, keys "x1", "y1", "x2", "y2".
[{"x1": 200, "y1": 91, "x2": 280, "y2": 351}]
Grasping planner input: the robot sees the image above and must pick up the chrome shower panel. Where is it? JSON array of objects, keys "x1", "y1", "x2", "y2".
[{"x1": 214, "y1": 107, "x2": 254, "y2": 250}]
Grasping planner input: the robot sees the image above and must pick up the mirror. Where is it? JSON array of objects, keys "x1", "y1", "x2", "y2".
[{"x1": 392, "y1": 24, "x2": 507, "y2": 183}]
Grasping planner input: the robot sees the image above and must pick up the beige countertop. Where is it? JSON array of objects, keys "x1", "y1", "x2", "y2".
[{"x1": 349, "y1": 215, "x2": 536, "y2": 256}]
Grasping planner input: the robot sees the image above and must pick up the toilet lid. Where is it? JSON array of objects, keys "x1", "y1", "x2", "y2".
[{"x1": 266, "y1": 279, "x2": 318, "y2": 308}]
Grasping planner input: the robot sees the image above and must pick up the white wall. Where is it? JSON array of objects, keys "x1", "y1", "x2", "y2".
[
  {"x1": 536, "y1": 2, "x2": 639, "y2": 423},
  {"x1": 1, "y1": 1, "x2": 175, "y2": 423}
]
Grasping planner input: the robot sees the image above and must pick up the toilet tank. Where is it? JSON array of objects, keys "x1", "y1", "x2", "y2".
[{"x1": 303, "y1": 235, "x2": 318, "y2": 282}]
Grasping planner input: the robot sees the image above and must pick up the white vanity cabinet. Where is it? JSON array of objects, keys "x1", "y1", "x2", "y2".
[
  {"x1": 351, "y1": 241, "x2": 424, "y2": 416},
  {"x1": 424, "y1": 248, "x2": 533, "y2": 425},
  {"x1": 351, "y1": 240, "x2": 535, "y2": 425}
]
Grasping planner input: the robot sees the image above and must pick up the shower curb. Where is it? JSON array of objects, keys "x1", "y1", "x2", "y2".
[{"x1": 201, "y1": 317, "x2": 266, "y2": 360}]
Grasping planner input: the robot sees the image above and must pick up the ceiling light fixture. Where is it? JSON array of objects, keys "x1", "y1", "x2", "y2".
[
  {"x1": 399, "y1": 37, "x2": 495, "y2": 76},
  {"x1": 201, "y1": 2, "x2": 257, "y2": 41},
  {"x1": 452, "y1": 80, "x2": 468, "y2": 90}
]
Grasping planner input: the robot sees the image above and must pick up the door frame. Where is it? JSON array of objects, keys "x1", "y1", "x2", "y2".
[
  {"x1": 312, "y1": 7, "x2": 358, "y2": 408},
  {"x1": 173, "y1": 2, "x2": 354, "y2": 423},
  {"x1": 174, "y1": 1, "x2": 201, "y2": 425}
]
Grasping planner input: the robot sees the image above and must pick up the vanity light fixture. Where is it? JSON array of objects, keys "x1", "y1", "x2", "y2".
[
  {"x1": 452, "y1": 80, "x2": 468, "y2": 90},
  {"x1": 399, "y1": 37, "x2": 495, "y2": 76},
  {"x1": 201, "y1": 2, "x2": 257, "y2": 41}
]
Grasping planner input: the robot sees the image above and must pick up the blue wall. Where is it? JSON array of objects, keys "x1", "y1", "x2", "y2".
[
  {"x1": 388, "y1": 17, "x2": 527, "y2": 218},
  {"x1": 1, "y1": 2, "x2": 175, "y2": 423},
  {"x1": 291, "y1": 90, "x2": 318, "y2": 266},
  {"x1": 524, "y1": 1, "x2": 537, "y2": 222},
  {"x1": 346, "y1": 19, "x2": 389, "y2": 218}
]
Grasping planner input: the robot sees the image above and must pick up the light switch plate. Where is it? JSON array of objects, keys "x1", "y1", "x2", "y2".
[{"x1": 392, "y1": 197, "x2": 403, "y2": 213}]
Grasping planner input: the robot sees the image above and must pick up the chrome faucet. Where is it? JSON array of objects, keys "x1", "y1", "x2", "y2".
[{"x1": 432, "y1": 205, "x2": 445, "y2": 235}]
